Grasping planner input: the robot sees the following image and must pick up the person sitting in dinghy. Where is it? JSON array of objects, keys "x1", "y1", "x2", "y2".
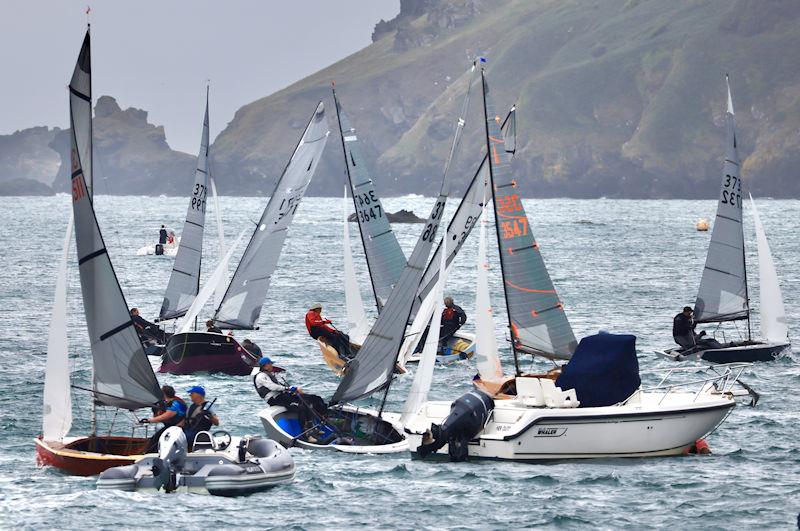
[
  {"x1": 206, "y1": 319, "x2": 223, "y2": 334},
  {"x1": 140, "y1": 385, "x2": 187, "y2": 452},
  {"x1": 254, "y1": 356, "x2": 327, "y2": 431},
  {"x1": 130, "y1": 307, "x2": 168, "y2": 345},
  {"x1": 242, "y1": 339, "x2": 262, "y2": 358},
  {"x1": 305, "y1": 303, "x2": 353, "y2": 360},
  {"x1": 440, "y1": 297, "x2": 467, "y2": 342},
  {"x1": 182, "y1": 386, "x2": 219, "y2": 449}
]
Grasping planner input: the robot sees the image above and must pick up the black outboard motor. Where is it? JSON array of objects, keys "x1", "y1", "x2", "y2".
[
  {"x1": 155, "y1": 243, "x2": 164, "y2": 255},
  {"x1": 417, "y1": 390, "x2": 494, "y2": 462}
]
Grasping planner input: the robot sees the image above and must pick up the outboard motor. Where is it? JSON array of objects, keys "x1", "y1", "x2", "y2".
[
  {"x1": 417, "y1": 390, "x2": 494, "y2": 462},
  {"x1": 151, "y1": 426, "x2": 187, "y2": 492}
]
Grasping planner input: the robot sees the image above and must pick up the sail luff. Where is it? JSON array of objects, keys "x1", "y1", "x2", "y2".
[
  {"x1": 749, "y1": 195, "x2": 788, "y2": 343},
  {"x1": 332, "y1": 88, "x2": 407, "y2": 312},
  {"x1": 481, "y1": 66, "x2": 576, "y2": 369},
  {"x1": 42, "y1": 214, "x2": 74, "y2": 441},
  {"x1": 69, "y1": 29, "x2": 92, "y2": 199},
  {"x1": 343, "y1": 186, "x2": 371, "y2": 344},
  {"x1": 694, "y1": 76, "x2": 749, "y2": 323},
  {"x1": 474, "y1": 198, "x2": 503, "y2": 380},
  {"x1": 213, "y1": 102, "x2": 329, "y2": 329},
  {"x1": 159, "y1": 94, "x2": 211, "y2": 321}
]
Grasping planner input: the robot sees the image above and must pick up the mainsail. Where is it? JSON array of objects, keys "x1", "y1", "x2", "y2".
[
  {"x1": 343, "y1": 187, "x2": 371, "y2": 344},
  {"x1": 68, "y1": 30, "x2": 161, "y2": 410},
  {"x1": 213, "y1": 102, "x2": 329, "y2": 329},
  {"x1": 694, "y1": 76, "x2": 749, "y2": 323},
  {"x1": 481, "y1": 66, "x2": 577, "y2": 364},
  {"x1": 42, "y1": 215, "x2": 74, "y2": 441},
  {"x1": 70, "y1": 30, "x2": 93, "y2": 197},
  {"x1": 333, "y1": 89, "x2": 406, "y2": 311},
  {"x1": 159, "y1": 91, "x2": 211, "y2": 321},
  {"x1": 749, "y1": 195, "x2": 788, "y2": 343}
]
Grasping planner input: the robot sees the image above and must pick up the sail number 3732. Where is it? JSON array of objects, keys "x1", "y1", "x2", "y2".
[{"x1": 721, "y1": 173, "x2": 742, "y2": 208}]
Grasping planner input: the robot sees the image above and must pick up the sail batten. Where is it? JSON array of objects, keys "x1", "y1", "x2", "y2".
[
  {"x1": 159, "y1": 92, "x2": 211, "y2": 321},
  {"x1": 481, "y1": 67, "x2": 576, "y2": 365},
  {"x1": 694, "y1": 77, "x2": 749, "y2": 324},
  {"x1": 213, "y1": 102, "x2": 329, "y2": 329},
  {"x1": 68, "y1": 30, "x2": 160, "y2": 410}
]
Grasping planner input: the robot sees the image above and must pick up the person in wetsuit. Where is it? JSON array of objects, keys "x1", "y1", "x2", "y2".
[
  {"x1": 130, "y1": 307, "x2": 168, "y2": 344},
  {"x1": 673, "y1": 306, "x2": 699, "y2": 349},
  {"x1": 305, "y1": 303, "x2": 353, "y2": 360},
  {"x1": 140, "y1": 385, "x2": 187, "y2": 452},
  {"x1": 205, "y1": 319, "x2": 222, "y2": 334},
  {"x1": 242, "y1": 339, "x2": 262, "y2": 359},
  {"x1": 182, "y1": 385, "x2": 219, "y2": 449},
  {"x1": 158, "y1": 225, "x2": 168, "y2": 245},
  {"x1": 440, "y1": 297, "x2": 467, "y2": 343}
]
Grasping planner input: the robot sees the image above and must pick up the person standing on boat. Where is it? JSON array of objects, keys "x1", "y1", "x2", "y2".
[
  {"x1": 673, "y1": 306, "x2": 700, "y2": 349},
  {"x1": 183, "y1": 386, "x2": 219, "y2": 449},
  {"x1": 140, "y1": 385, "x2": 187, "y2": 452},
  {"x1": 205, "y1": 319, "x2": 222, "y2": 334},
  {"x1": 158, "y1": 225, "x2": 168, "y2": 245},
  {"x1": 305, "y1": 303, "x2": 353, "y2": 360},
  {"x1": 253, "y1": 356, "x2": 327, "y2": 430},
  {"x1": 440, "y1": 296, "x2": 467, "y2": 343}
]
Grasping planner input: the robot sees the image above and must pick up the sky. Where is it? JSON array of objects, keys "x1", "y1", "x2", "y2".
[{"x1": 0, "y1": 0, "x2": 399, "y2": 153}]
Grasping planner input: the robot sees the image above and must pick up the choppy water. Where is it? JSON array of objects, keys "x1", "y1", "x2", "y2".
[{"x1": 1, "y1": 194, "x2": 798, "y2": 529}]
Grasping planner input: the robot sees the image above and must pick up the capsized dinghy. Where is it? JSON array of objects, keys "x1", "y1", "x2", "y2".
[
  {"x1": 98, "y1": 427, "x2": 294, "y2": 496},
  {"x1": 659, "y1": 77, "x2": 790, "y2": 363}
]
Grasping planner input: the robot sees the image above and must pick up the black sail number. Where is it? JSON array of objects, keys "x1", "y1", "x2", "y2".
[
  {"x1": 191, "y1": 183, "x2": 207, "y2": 212},
  {"x1": 721, "y1": 174, "x2": 742, "y2": 208}
]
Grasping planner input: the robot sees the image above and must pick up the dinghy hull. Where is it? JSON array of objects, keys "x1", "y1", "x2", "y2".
[
  {"x1": 160, "y1": 332, "x2": 257, "y2": 375},
  {"x1": 406, "y1": 393, "x2": 734, "y2": 461},
  {"x1": 35, "y1": 436, "x2": 149, "y2": 476},
  {"x1": 659, "y1": 341, "x2": 790, "y2": 363},
  {"x1": 404, "y1": 331, "x2": 476, "y2": 365},
  {"x1": 259, "y1": 404, "x2": 408, "y2": 454}
]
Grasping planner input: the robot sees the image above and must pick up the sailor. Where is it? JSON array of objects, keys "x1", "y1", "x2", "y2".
[
  {"x1": 254, "y1": 357, "x2": 327, "y2": 430},
  {"x1": 130, "y1": 307, "x2": 167, "y2": 344},
  {"x1": 140, "y1": 385, "x2": 187, "y2": 452},
  {"x1": 305, "y1": 303, "x2": 353, "y2": 360},
  {"x1": 242, "y1": 339, "x2": 262, "y2": 358},
  {"x1": 182, "y1": 385, "x2": 219, "y2": 449},
  {"x1": 440, "y1": 296, "x2": 467, "y2": 343},
  {"x1": 673, "y1": 306, "x2": 699, "y2": 349},
  {"x1": 206, "y1": 319, "x2": 223, "y2": 334},
  {"x1": 158, "y1": 225, "x2": 168, "y2": 245}
]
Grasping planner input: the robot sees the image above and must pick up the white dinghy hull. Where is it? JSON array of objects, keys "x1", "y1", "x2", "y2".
[{"x1": 406, "y1": 392, "x2": 734, "y2": 461}]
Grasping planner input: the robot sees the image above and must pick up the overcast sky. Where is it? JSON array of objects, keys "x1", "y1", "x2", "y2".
[{"x1": 1, "y1": 0, "x2": 399, "y2": 153}]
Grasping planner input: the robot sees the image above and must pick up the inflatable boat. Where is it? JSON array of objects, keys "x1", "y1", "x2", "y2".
[{"x1": 97, "y1": 428, "x2": 294, "y2": 496}]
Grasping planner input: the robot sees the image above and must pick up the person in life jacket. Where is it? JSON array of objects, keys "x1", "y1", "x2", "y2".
[
  {"x1": 158, "y1": 225, "x2": 168, "y2": 245},
  {"x1": 305, "y1": 303, "x2": 353, "y2": 360},
  {"x1": 254, "y1": 357, "x2": 327, "y2": 431},
  {"x1": 441, "y1": 297, "x2": 467, "y2": 342},
  {"x1": 182, "y1": 385, "x2": 219, "y2": 449},
  {"x1": 140, "y1": 385, "x2": 187, "y2": 452}
]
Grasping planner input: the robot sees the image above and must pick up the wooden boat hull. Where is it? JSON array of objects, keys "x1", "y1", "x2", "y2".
[
  {"x1": 405, "y1": 331, "x2": 477, "y2": 365},
  {"x1": 35, "y1": 436, "x2": 149, "y2": 476},
  {"x1": 659, "y1": 341, "x2": 790, "y2": 363},
  {"x1": 160, "y1": 332, "x2": 257, "y2": 375}
]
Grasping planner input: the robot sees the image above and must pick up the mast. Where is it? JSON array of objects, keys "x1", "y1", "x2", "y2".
[
  {"x1": 331, "y1": 84, "x2": 381, "y2": 311},
  {"x1": 480, "y1": 65, "x2": 521, "y2": 375}
]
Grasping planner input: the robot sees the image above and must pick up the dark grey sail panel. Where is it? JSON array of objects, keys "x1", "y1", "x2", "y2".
[
  {"x1": 694, "y1": 80, "x2": 748, "y2": 323},
  {"x1": 334, "y1": 94, "x2": 406, "y2": 311},
  {"x1": 213, "y1": 102, "x2": 329, "y2": 329},
  {"x1": 482, "y1": 69, "x2": 577, "y2": 361},
  {"x1": 68, "y1": 30, "x2": 161, "y2": 410},
  {"x1": 159, "y1": 97, "x2": 210, "y2": 321},
  {"x1": 70, "y1": 30, "x2": 92, "y2": 197}
]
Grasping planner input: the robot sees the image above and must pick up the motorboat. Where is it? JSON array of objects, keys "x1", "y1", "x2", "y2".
[{"x1": 97, "y1": 428, "x2": 294, "y2": 496}]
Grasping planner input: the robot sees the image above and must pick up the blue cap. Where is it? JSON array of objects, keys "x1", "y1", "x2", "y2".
[
  {"x1": 186, "y1": 385, "x2": 205, "y2": 396},
  {"x1": 259, "y1": 356, "x2": 272, "y2": 366}
]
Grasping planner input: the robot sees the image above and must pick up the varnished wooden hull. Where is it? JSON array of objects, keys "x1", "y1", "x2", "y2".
[{"x1": 34, "y1": 436, "x2": 149, "y2": 476}]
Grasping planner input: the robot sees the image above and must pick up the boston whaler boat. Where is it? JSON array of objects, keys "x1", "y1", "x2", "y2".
[
  {"x1": 260, "y1": 65, "x2": 484, "y2": 452},
  {"x1": 98, "y1": 427, "x2": 294, "y2": 496},
  {"x1": 659, "y1": 76, "x2": 791, "y2": 363},
  {"x1": 404, "y1": 64, "x2": 744, "y2": 462},
  {"x1": 36, "y1": 28, "x2": 162, "y2": 475},
  {"x1": 160, "y1": 101, "x2": 330, "y2": 375}
]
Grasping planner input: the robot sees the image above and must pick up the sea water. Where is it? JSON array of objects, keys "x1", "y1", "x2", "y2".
[{"x1": 1, "y1": 195, "x2": 797, "y2": 528}]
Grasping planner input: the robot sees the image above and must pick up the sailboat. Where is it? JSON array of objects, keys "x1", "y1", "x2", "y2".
[
  {"x1": 659, "y1": 77, "x2": 791, "y2": 363},
  {"x1": 35, "y1": 28, "x2": 163, "y2": 475},
  {"x1": 160, "y1": 102, "x2": 330, "y2": 375},
  {"x1": 403, "y1": 64, "x2": 741, "y2": 462},
  {"x1": 259, "y1": 75, "x2": 466, "y2": 453}
]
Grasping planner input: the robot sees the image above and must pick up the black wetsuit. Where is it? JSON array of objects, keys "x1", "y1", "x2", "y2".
[
  {"x1": 672, "y1": 312, "x2": 696, "y2": 349},
  {"x1": 159, "y1": 228, "x2": 168, "y2": 245}
]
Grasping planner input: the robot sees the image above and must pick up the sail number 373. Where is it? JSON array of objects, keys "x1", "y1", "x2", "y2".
[
  {"x1": 721, "y1": 173, "x2": 742, "y2": 208},
  {"x1": 191, "y1": 183, "x2": 207, "y2": 212}
]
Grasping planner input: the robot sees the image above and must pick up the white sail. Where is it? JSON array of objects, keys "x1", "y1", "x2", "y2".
[
  {"x1": 401, "y1": 236, "x2": 448, "y2": 426},
  {"x1": 42, "y1": 214, "x2": 74, "y2": 441},
  {"x1": 210, "y1": 176, "x2": 227, "y2": 310},
  {"x1": 474, "y1": 200, "x2": 503, "y2": 380},
  {"x1": 179, "y1": 226, "x2": 248, "y2": 334},
  {"x1": 749, "y1": 195, "x2": 788, "y2": 342},
  {"x1": 398, "y1": 268, "x2": 447, "y2": 367},
  {"x1": 343, "y1": 187, "x2": 370, "y2": 344}
]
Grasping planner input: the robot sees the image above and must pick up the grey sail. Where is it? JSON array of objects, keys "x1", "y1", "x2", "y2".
[
  {"x1": 159, "y1": 92, "x2": 210, "y2": 321},
  {"x1": 333, "y1": 90, "x2": 406, "y2": 311},
  {"x1": 213, "y1": 102, "x2": 329, "y2": 329},
  {"x1": 69, "y1": 30, "x2": 161, "y2": 410},
  {"x1": 694, "y1": 77, "x2": 748, "y2": 323},
  {"x1": 482, "y1": 67, "x2": 577, "y2": 362},
  {"x1": 70, "y1": 30, "x2": 93, "y2": 197},
  {"x1": 413, "y1": 106, "x2": 516, "y2": 315}
]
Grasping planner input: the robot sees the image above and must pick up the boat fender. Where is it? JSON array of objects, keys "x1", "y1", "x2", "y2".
[
  {"x1": 417, "y1": 390, "x2": 494, "y2": 461},
  {"x1": 207, "y1": 464, "x2": 247, "y2": 477}
]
